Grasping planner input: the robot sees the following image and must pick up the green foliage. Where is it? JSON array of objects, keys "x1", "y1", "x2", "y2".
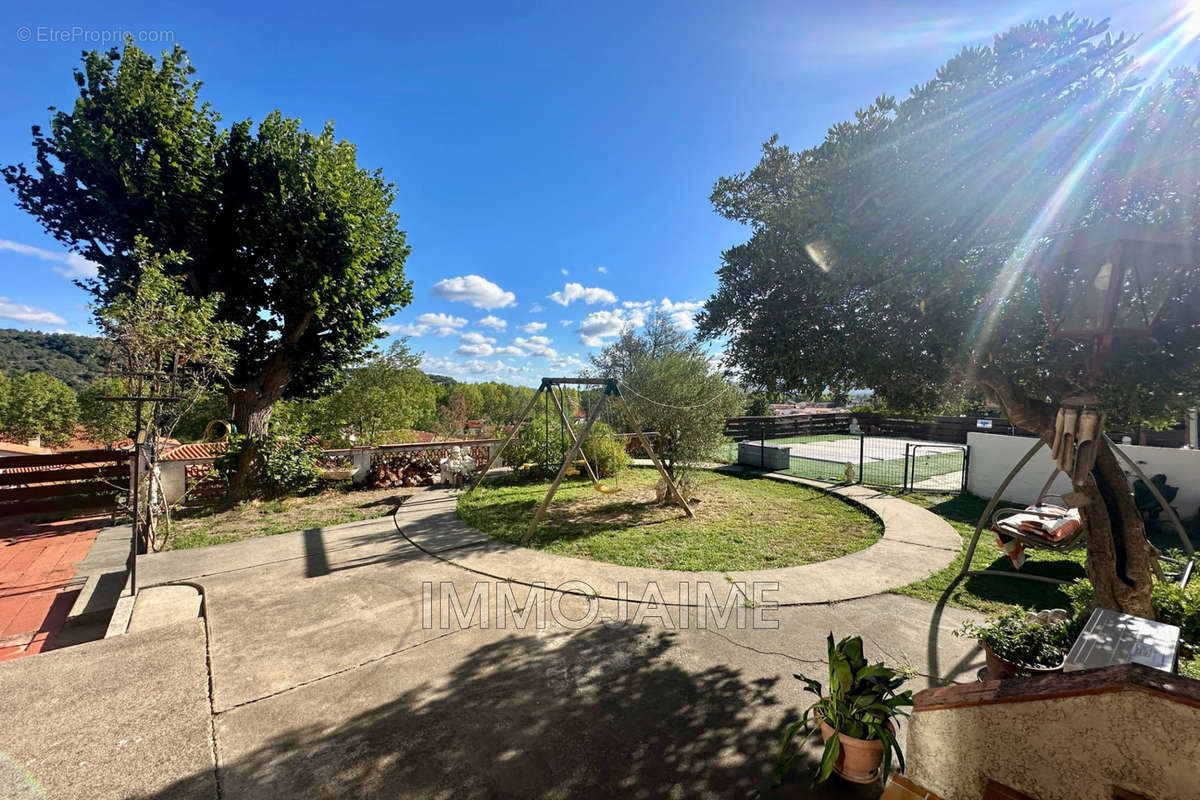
[
  {"x1": 580, "y1": 421, "x2": 631, "y2": 478},
  {"x1": 78, "y1": 378, "x2": 136, "y2": 444},
  {"x1": 92, "y1": 238, "x2": 241, "y2": 446},
  {"x1": 700, "y1": 14, "x2": 1200, "y2": 426},
  {"x1": 216, "y1": 433, "x2": 321, "y2": 498},
  {"x1": 1133, "y1": 474, "x2": 1179, "y2": 521},
  {"x1": 172, "y1": 391, "x2": 232, "y2": 442},
  {"x1": 774, "y1": 634, "x2": 912, "y2": 785},
  {"x1": 324, "y1": 340, "x2": 438, "y2": 445},
  {"x1": 591, "y1": 313, "x2": 742, "y2": 476},
  {"x1": 956, "y1": 609, "x2": 1073, "y2": 669},
  {"x1": 508, "y1": 417, "x2": 571, "y2": 470},
  {"x1": 0, "y1": 328, "x2": 104, "y2": 390},
  {"x1": 5, "y1": 41, "x2": 413, "y2": 427},
  {"x1": 1, "y1": 372, "x2": 79, "y2": 446}
]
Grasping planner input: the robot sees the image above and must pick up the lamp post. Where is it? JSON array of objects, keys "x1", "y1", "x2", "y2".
[{"x1": 1034, "y1": 222, "x2": 1189, "y2": 380}]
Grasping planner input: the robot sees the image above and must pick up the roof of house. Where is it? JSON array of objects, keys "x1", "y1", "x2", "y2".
[
  {"x1": 160, "y1": 441, "x2": 225, "y2": 461},
  {"x1": 0, "y1": 441, "x2": 54, "y2": 456}
]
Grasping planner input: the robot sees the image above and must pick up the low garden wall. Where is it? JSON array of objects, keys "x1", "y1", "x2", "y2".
[{"x1": 966, "y1": 432, "x2": 1200, "y2": 518}]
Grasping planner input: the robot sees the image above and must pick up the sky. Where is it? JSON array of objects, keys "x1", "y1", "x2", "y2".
[{"x1": 1, "y1": 0, "x2": 1196, "y2": 386}]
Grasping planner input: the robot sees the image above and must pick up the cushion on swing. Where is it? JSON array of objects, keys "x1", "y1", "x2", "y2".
[
  {"x1": 993, "y1": 504, "x2": 1081, "y2": 543},
  {"x1": 594, "y1": 484, "x2": 621, "y2": 494}
]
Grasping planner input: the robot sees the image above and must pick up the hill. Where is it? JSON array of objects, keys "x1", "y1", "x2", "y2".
[{"x1": 0, "y1": 328, "x2": 105, "y2": 390}]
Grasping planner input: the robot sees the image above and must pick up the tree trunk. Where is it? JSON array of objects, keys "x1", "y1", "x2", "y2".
[
  {"x1": 226, "y1": 379, "x2": 286, "y2": 500},
  {"x1": 974, "y1": 369, "x2": 1154, "y2": 616},
  {"x1": 1079, "y1": 440, "x2": 1154, "y2": 617}
]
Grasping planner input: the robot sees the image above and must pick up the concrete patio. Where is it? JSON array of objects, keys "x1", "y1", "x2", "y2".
[{"x1": 0, "y1": 486, "x2": 984, "y2": 799}]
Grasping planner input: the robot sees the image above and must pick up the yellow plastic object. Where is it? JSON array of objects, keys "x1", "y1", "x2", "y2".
[
  {"x1": 520, "y1": 462, "x2": 539, "y2": 471},
  {"x1": 201, "y1": 419, "x2": 233, "y2": 442},
  {"x1": 594, "y1": 483, "x2": 621, "y2": 494},
  {"x1": 566, "y1": 468, "x2": 580, "y2": 476}
]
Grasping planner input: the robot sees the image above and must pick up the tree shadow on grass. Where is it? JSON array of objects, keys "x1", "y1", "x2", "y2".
[{"x1": 130, "y1": 621, "x2": 864, "y2": 799}]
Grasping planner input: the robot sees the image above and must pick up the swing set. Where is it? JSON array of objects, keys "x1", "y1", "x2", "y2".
[{"x1": 466, "y1": 376, "x2": 695, "y2": 543}]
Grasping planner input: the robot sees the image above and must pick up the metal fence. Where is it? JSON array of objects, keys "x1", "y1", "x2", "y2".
[{"x1": 721, "y1": 418, "x2": 968, "y2": 493}]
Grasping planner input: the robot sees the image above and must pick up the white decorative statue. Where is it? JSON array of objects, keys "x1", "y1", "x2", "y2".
[{"x1": 440, "y1": 446, "x2": 476, "y2": 488}]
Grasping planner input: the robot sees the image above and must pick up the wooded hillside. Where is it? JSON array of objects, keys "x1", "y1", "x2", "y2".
[{"x1": 0, "y1": 328, "x2": 105, "y2": 390}]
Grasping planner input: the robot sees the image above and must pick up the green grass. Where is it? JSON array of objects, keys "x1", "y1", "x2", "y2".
[
  {"x1": 166, "y1": 486, "x2": 406, "y2": 550},
  {"x1": 888, "y1": 492, "x2": 1087, "y2": 614},
  {"x1": 892, "y1": 492, "x2": 1200, "y2": 615},
  {"x1": 457, "y1": 467, "x2": 882, "y2": 571}
]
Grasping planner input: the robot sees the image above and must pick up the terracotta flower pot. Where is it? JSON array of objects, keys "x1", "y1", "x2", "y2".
[
  {"x1": 817, "y1": 717, "x2": 894, "y2": 784},
  {"x1": 982, "y1": 642, "x2": 1064, "y2": 680}
]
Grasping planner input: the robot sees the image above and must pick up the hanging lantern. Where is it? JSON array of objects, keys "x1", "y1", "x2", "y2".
[{"x1": 1034, "y1": 222, "x2": 1190, "y2": 376}]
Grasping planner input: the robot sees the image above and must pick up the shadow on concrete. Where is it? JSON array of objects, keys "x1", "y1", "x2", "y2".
[
  {"x1": 302, "y1": 528, "x2": 330, "y2": 578},
  {"x1": 131, "y1": 622, "x2": 874, "y2": 799}
]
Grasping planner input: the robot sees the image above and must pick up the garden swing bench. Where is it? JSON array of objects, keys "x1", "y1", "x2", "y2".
[
  {"x1": 466, "y1": 376, "x2": 695, "y2": 543},
  {"x1": 959, "y1": 435, "x2": 1195, "y2": 588}
]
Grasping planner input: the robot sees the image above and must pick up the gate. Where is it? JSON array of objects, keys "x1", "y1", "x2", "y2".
[{"x1": 727, "y1": 418, "x2": 968, "y2": 492}]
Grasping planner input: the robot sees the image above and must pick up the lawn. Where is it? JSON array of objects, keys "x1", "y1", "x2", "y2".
[
  {"x1": 457, "y1": 467, "x2": 881, "y2": 571},
  {"x1": 166, "y1": 485, "x2": 408, "y2": 550},
  {"x1": 892, "y1": 492, "x2": 1200, "y2": 615}
]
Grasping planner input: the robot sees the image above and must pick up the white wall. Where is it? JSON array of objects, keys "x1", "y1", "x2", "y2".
[{"x1": 967, "y1": 432, "x2": 1200, "y2": 518}]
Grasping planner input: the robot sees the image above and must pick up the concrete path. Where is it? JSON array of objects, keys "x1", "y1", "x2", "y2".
[
  {"x1": 398, "y1": 471, "x2": 961, "y2": 607},
  {"x1": 0, "y1": 483, "x2": 983, "y2": 799},
  {"x1": 0, "y1": 516, "x2": 106, "y2": 661}
]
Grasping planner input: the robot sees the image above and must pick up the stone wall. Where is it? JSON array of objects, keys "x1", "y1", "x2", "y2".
[{"x1": 906, "y1": 665, "x2": 1200, "y2": 800}]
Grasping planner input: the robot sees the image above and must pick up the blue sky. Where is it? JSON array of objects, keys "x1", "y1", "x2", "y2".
[{"x1": 0, "y1": 0, "x2": 1193, "y2": 386}]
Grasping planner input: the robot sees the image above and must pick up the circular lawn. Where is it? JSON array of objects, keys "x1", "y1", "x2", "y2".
[{"x1": 456, "y1": 467, "x2": 881, "y2": 571}]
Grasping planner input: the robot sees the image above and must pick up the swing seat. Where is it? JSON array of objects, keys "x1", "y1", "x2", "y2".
[
  {"x1": 566, "y1": 468, "x2": 580, "y2": 477},
  {"x1": 519, "y1": 462, "x2": 539, "y2": 471},
  {"x1": 594, "y1": 483, "x2": 621, "y2": 494}
]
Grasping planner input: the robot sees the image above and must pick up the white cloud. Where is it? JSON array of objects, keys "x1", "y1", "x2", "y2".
[
  {"x1": 659, "y1": 298, "x2": 704, "y2": 331},
  {"x1": 621, "y1": 300, "x2": 653, "y2": 310},
  {"x1": 577, "y1": 307, "x2": 645, "y2": 347},
  {"x1": 384, "y1": 312, "x2": 468, "y2": 337},
  {"x1": 459, "y1": 331, "x2": 495, "y2": 345},
  {"x1": 529, "y1": 303, "x2": 544, "y2": 313},
  {"x1": 0, "y1": 239, "x2": 99, "y2": 279},
  {"x1": 561, "y1": 319, "x2": 574, "y2": 327},
  {"x1": 597, "y1": 266, "x2": 608, "y2": 274},
  {"x1": 561, "y1": 268, "x2": 568, "y2": 275},
  {"x1": 548, "y1": 282, "x2": 617, "y2": 307},
  {"x1": 520, "y1": 321, "x2": 546, "y2": 334},
  {"x1": 476, "y1": 314, "x2": 507, "y2": 330},
  {"x1": 0, "y1": 297, "x2": 68, "y2": 325},
  {"x1": 512, "y1": 334, "x2": 558, "y2": 359},
  {"x1": 430, "y1": 274, "x2": 516, "y2": 309},
  {"x1": 420, "y1": 355, "x2": 529, "y2": 383}
]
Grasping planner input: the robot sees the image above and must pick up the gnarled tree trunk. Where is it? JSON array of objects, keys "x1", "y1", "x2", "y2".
[
  {"x1": 226, "y1": 356, "x2": 293, "y2": 500},
  {"x1": 975, "y1": 369, "x2": 1154, "y2": 617}
]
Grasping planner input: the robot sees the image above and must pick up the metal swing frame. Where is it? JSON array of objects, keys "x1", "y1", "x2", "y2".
[
  {"x1": 466, "y1": 377, "x2": 695, "y2": 544},
  {"x1": 959, "y1": 435, "x2": 1195, "y2": 587}
]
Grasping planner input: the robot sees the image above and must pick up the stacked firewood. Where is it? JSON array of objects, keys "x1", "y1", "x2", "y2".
[{"x1": 367, "y1": 453, "x2": 441, "y2": 488}]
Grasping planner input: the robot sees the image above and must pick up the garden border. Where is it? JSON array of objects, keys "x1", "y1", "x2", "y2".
[{"x1": 393, "y1": 465, "x2": 961, "y2": 607}]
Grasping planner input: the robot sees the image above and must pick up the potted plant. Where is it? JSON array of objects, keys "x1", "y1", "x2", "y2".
[
  {"x1": 956, "y1": 609, "x2": 1072, "y2": 679},
  {"x1": 773, "y1": 634, "x2": 912, "y2": 785}
]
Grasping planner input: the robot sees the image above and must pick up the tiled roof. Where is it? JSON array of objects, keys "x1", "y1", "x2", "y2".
[{"x1": 160, "y1": 442, "x2": 225, "y2": 461}]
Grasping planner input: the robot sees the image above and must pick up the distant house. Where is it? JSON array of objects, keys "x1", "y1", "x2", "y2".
[{"x1": 0, "y1": 440, "x2": 53, "y2": 458}]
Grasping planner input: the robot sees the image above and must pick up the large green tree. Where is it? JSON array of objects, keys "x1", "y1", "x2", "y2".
[
  {"x1": 700, "y1": 15, "x2": 1200, "y2": 614},
  {"x1": 1, "y1": 373, "x2": 79, "y2": 446},
  {"x1": 327, "y1": 340, "x2": 439, "y2": 445},
  {"x1": 592, "y1": 313, "x2": 742, "y2": 477},
  {"x1": 4, "y1": 42, "x2": 413, "y2": 448}
]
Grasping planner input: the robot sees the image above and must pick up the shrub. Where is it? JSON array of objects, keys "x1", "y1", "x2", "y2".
[
  {"x1": 580, "y1": 421, "x2": 630, "y2": 478},
  {"x1": 507, "y1": 417, "x2": 570, "y2": 470},
  {"x1": 217, "y1": 433, "x2": 321, "y2": 498},
  {"x1": 956, "y1": 609, "x2": 1073, "y2": 668}
]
